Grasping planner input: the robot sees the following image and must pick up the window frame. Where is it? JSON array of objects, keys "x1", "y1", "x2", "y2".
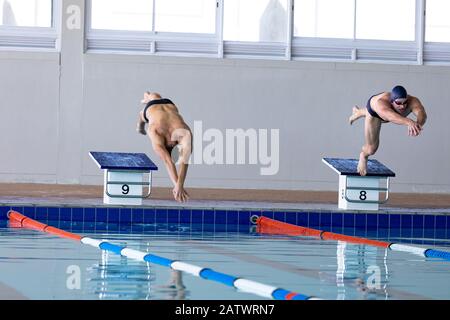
[
  {"x1": 222, "y1": 0, "x2": 292, "y2": 60},
  {"x1": 0, "y1": 0, "x2": 60, "y2": 51},
  {"x1": 291, "y1": 0, "x2": 419, "y2": 64},
  {"x1": 85, "y1": 0, "x2": 450, "y2": 66},
  {"x1": 423, "y1": 0, "x2": 450, "y2": 65},
  {"x1": 85, "y1": 0, "x2": 221, "y2": 57}
]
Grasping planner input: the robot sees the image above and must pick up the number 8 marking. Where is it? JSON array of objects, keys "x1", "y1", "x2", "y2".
[{"x1": 359, "y1": 190, "x2": 367, "y2": 201}]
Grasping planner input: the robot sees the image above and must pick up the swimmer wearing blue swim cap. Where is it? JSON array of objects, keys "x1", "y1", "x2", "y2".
[{"x1": 348, "y1": 85, "x2": 427, "y2": 176}]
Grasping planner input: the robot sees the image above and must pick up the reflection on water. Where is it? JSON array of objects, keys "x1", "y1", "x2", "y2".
[
  {"x1": 87, "y1": 250, "x2": 154, "y2": 300},
  {"x1": 333, "y1": 241, "x2": 389, "y2": 300},
  {"x1": 81, "y1": 226, "x2": 193, "y2": 300},
  {"x1": 155, "y1": 270, "x2": 188, "y2": 300},
  {"x1": 86, "y1": 245, "x2": 189, "y2": 300}
]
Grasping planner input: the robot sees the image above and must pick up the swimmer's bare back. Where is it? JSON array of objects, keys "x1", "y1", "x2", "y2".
[
  {"x1": 144, "y1": 103, "x2": 190, "y2": 148},
  {"x1": 146, "y1": 103, "x2": 189, "y2": 133}
]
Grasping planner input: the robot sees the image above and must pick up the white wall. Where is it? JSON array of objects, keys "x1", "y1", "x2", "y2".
[
  {"x1": 0, "y1": 51, "x2": 60, "y2": 183},
  {"x1": 1, "y1": 2, "x2": 450, "y2": 194}
]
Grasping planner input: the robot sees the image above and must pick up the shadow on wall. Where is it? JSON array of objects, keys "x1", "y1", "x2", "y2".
[
  {"x1": 259, "y1": 0, "x2": 287, "y2": 42},
  {"x1": 2, "y1": 0, "x2": 17, "y2": 26}
]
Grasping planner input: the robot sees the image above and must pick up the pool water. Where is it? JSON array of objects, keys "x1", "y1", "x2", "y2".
[{"x1": 0, "y1": 220, "x2": 449, "y2": 300}]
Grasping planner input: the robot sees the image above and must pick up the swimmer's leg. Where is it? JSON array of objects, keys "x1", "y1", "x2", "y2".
[
  {"x1": 358, "y1": 115, "x2": 381, "y2": 176},
  {"x1": 349, "y1": 105, "x2": 367, "y2": 125}
]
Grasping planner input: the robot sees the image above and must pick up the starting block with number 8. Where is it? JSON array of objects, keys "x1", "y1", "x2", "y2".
[
  {"x1": 322, "y1": 158, "x2": 395, "y2": 211},
  {"x1": 90, "y1": 151, "x2": 158, "y2": 205}
]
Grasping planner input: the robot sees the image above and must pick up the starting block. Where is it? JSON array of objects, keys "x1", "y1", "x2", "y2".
[
  {"x1": 322, "y1": 158, "x2": 395, "y2": 211},
  {"x1": 90, "y1": 151, "x2": 158, "y2": 205}
]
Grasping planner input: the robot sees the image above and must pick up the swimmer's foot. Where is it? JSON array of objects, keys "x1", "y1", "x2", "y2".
[
  {"x1": 349, "y1": 106, "x2": 361, "y2": 125},
  {"x1": 357, "y1": 154, "x2": 368, "y2": 176}
]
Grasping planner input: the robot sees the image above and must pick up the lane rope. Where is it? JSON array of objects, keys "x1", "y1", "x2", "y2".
[
  {"x1": 7, "y1": 210, "x2": 318, "y2": 300},
  {"x1": 254, "y1": 215, "x2": 450, "y2": 261}
]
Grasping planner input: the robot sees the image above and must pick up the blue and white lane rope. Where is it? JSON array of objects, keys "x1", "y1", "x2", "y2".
[
  {"x1": 8, "y1": 210, "x2": 318, "y2": 300},
  {"x1": 389, "y1": 244, "x2": 450, "y2": 260},
  {"x1": 85, "y1": 238, "x2": 316, "y2": 300}
]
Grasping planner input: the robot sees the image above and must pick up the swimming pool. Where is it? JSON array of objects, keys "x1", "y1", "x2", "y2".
[{"x1": 0, "y1": 205, "x2": 449, "y2": 300}]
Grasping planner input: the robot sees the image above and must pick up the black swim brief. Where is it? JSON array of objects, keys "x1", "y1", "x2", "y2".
[
  {"x1": 366, "y1": 93, "x2": 384, "y2": 121},
  {"x1": 142, "y1": 98, "x2": 174, "y2": 123}
]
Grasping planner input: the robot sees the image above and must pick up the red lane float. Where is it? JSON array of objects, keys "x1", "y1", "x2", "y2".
[
  {"x1": 256, "y1": 216, "x2": 390, "y2": 248},
  {"x1": 8, "y1": 210, "x2": 82, "y2": 242},
  {"x1": 256, "y1": 216, "x2": 323, "y2": 237}
]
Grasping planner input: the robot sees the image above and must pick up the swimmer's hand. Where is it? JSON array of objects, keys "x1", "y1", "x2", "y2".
[
  {"x1": 173, "y1": 184, "x2": 190, "y2": 203},
  {"x1": 137, "y1": 128, "x2": 147, "y2": 135},
  {"x1": 137, "y1": 122, "x2": 147, "y2": 135},
  {"x1": 407, "y1": 120, "x2": 422, "y2": 137}
]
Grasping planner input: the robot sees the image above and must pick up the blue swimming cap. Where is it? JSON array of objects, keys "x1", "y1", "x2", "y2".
[{"x1": 390, "y1": 85, "x2": 407, "y2": 102}]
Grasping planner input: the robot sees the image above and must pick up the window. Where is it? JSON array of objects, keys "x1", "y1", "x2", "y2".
[
  {"x1": 154, "y1": 0, "x2": 216, "y2": 34},
  {"x1": 90, "y1": 0, "x2": 216, "y2": 34},
  {"x1": 86, "y1": 0, "x2": 450, "y2": 65},
  {"x1": 0, "y1": 0, "x2": 52, "y2": 27},
  {"x1": 0, "y1": 0, "x2": 56, "y2": 50},
  {"x1": 425, "y1": 0, "x2": 450, "y2": 43},
  {"x1": 294, "y1": 0, "x2": 415, "y2": 41},
  {"x1": 292, "y1": 0, "x2": 417, "y2": 63},
  {"x1": 91, "y1": 0, "x2": 152, "y2": 31},
  {"x1": 294, "y1": 0, "x2": 354, "y2": 39},
  {"x1": 87, "y1": 0, "x2": 218, "y2": 55},
  {"x1": 356, "y1": 0, "x2": 415, "y2": 41},
  {"x1": 224, "y1": 0, "x2": 289, "y2": 42}
]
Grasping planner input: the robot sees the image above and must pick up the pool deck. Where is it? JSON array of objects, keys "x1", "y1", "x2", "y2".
[{"x1": 1, "y1": 183, "x2": 450, "y2": 214}]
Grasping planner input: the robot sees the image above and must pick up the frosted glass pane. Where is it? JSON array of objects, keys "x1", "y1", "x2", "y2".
[
  {"x1": 224, "y1": 0, "x2": 289, "y2": 42},
  {"x1": 91, "y1": 0, "x2": 152, "y2": 31},
  {"x1": 356, "y1": 0, "x2": 415, "y2": 41},
  {"x1": 0, "y1": 0, "x2": 52, "y2": 27},
  {"x1": 155, "y1": 0, "x2": 216, "y2": 34},
  {"x1": 294, "y1": 0, "x2": 354, "y2": 39},
  {"x1": 426, "y1": 0, "x2": 450, "y2": 42}
]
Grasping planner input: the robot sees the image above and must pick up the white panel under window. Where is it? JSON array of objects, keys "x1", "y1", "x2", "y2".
[
  {"x1": 224, "y1": 0, "x2": 289, "y2": 42},
  {"x1": 90, "y1": 0, "x2": 153, "y2": 31},
  {"x1": 294, "y1": 0, "x2": 354, "y2": 39},
  {"x1": 425, "y1": 0, "x2": 450, "y2": 43},
  {"x1": 155, "y1": 0, "x2": 216, "y2": 34},
  {"x1": 356, "y1": 0, "x2": 415, "y2": 41},
  {"x1": 0, "y1": 0, "x2": 52, "y2": 27}
]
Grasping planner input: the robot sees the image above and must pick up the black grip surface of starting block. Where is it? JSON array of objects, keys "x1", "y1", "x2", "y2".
[
  {"x1": 90, "y1": 151, "x2": 158, "y2": 171},
  {"x1": 322, "y1": 158, "x2": 395, "y2": 177}
]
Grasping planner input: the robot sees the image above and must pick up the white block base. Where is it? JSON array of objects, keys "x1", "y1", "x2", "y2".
[
  {"x1": 103, "y1": 170, "x2": 144, "y2": 205},
  {"x1": 338, "y1": 175, "x2": 380, "y2": 211}
]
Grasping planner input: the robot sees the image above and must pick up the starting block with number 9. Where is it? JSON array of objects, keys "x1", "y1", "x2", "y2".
[
  {"x1": 322, "y1": 158, "x2": 395, "y2": 211},
  {"x1": 89, "y1": 151, "x2": 158, "y2": 205}
]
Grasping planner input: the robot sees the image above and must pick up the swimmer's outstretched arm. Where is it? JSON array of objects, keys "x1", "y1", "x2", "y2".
[
  {"x1": 149, "y1": 131, "x2": 179, "y2": 186},
  {"x1": 376, "y1": 100, "x2": 422, "y2": 136},
  {"x1": 174, "y1": 158, "x2": 189, "y2": 202},
  {"x1": 410, "y1": 97, "x2": 427, "y2": 127},
  {"x1": 172, "y1": 132, "x2": 192, "y2": 202}
]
